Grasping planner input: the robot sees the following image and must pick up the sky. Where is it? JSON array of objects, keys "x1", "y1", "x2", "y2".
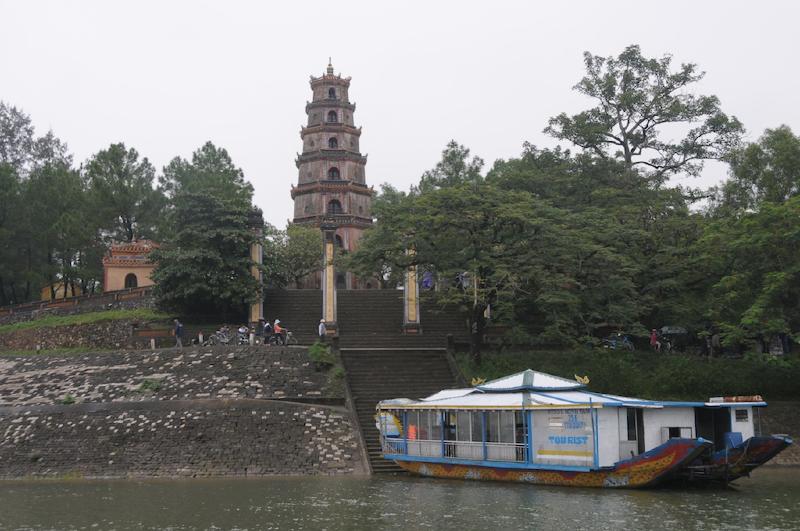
[{"x1": 2, "y1": 0, "x2": 799, "y2": 228}]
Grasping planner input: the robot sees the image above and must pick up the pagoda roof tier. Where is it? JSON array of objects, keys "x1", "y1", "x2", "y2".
[
  {"x1": 291, "y1": 180, "x2": 374, "y2": 199},
  {"x1": 293, "y1": 213, "x2": 373, "y2": 229},
  {"x1": 295, "y1": 150, "x2": 367, "y2": 167},
  {"x1": 306, "y1": 100, "x2": 356, "y2": 112},
  {"x1": 309, "y1": 73, "x2": 351, "y2": 88},
  {"x1": 301, "y1": 123, "x2": 361, "y2": 137}
]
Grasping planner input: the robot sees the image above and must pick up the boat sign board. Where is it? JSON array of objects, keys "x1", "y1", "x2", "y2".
[{"x1": 533, "y1": 408, "x2": 594, "y2": 466}]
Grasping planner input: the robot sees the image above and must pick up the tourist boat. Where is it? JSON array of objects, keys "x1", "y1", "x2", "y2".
[{"x1": 375, "y1": 370, "x2": 792, "y2": 488}]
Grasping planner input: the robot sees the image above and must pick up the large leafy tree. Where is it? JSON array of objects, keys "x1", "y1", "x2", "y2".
[
  {"x1": 718, "y1": 125, "x2": 800, "y2": 212},
  {"x1": 545, "y1": 45, "x2": 743, "y2": 182},
  {"x1": 150, "y1": 192, "x2": 261, "y2": 317},
  {"x1": 85, "y1": 143, "x2": 165, "y2": 242},
  {"x1": 262, "y1": 223, "x2": 321, "y2": 288},
  {"x1": 24, "y1": 162, "x2": 100, "y2": 298},
  {"x1": 152, "y1": 142, "x2": 260, "y2": 316},
  {"x1": 418, "y1": 140, "x2": 484, "y2": 191},
  {"x1": 697, "y1": 197, "x2": 800, "y2": 350},
  {"x1": 160, "y1": 141, "x2": 253, "y2": 208}
]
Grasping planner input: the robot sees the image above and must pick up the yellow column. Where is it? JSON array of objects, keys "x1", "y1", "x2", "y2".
[
  {"x1": 249, "y1": 239, "x2": 264, "y2": 325},
  {"x1": 403, "y1": 247, "x2": 421, "y2": 334},
  {"x1": 321, "y1": 225, "x2": 338, "y2": 334}
]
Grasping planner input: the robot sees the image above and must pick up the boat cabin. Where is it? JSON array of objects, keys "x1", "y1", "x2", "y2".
[{"x1": 377, "y1": 369, "x2": 765, "y2": 471}]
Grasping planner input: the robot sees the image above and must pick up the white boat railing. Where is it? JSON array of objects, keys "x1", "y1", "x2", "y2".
[
  {"x1": 486, "y1": 442, "x2": 526, "y2": 462},
  {"x1": 382, "y1": 436, "x2": 526, "y2": 462}
]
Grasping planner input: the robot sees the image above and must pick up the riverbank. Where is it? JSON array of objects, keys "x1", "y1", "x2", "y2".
[{"x1": 0, "y1": 346, "x2": 366, "y2": 479}]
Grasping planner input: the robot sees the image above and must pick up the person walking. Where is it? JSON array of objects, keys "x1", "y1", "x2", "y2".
[
  {"x1": 174, "y1": 319, "x2": 184, "y2": 349},
  {"x1": 318, "y1": 319, "x2": 327, "y2": 341},
  {"x1": 649, "y1": 329, "x2": 661, "y2": 352}
]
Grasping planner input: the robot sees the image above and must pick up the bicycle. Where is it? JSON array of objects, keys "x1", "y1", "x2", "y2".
[{"x1": 268, "y1": 330, "x2": 298, "y2": 346}]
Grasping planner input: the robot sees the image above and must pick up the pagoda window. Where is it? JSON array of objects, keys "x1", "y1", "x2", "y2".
[
  {"x1": 328, "y1": 167, "x2": 340, "y2": 180},
  {"x1": 328, "y1": 137, "x2": 338, "y2": 149},
  {"x1": 328, "y1": 87, "x2": 336, "y2": 99},
  {"x1": 327, "y1": 110, "x2": 338, "y2": 123},
  {"x1": 124, "y1": 273, "x2": 138, "y2": 289},
  {"x1": 327, "y1": 200, "x2": 343, "y2": 214}
]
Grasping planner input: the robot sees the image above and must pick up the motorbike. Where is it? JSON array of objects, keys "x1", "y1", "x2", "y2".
[{"x1": 601, "y1": 334, "x2": 635, "y2": 351}]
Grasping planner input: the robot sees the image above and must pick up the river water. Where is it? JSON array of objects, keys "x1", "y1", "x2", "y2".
[{"x1": 0, "y1": 468, "x2": 798, "y2": 530}]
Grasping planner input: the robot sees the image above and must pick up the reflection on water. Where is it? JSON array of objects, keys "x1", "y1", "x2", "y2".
[{"x1": 0, "y1": 468, "x2": 798, "y2": 530}]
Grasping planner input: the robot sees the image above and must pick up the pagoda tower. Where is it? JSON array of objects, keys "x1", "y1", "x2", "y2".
[{"x1": 291, "y1": 60, "x2": 374, "y2": 289}]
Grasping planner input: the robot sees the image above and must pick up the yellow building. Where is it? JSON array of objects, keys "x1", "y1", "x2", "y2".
[
  {"x1": 40, "y1": 282, "x2": 84, "y2": 301},
  {"x1": 102, "y1": 240, "x2": 158, "y2": 292}
]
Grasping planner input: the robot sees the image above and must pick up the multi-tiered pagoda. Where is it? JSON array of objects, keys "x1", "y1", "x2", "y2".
[{"x1": 291, "y1": 61, "x2": 373, "y2": 289}]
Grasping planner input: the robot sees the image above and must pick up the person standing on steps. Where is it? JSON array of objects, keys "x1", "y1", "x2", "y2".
[
  {"x1": 318, "y1": 319, "x2": 327, "y2": 341},
  {"x1": 174, "y1": 319, "x2": 184, "y2": 349}
]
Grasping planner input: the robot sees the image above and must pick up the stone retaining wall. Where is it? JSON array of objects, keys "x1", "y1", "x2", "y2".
[
  {"x1": 0, "y1": 399, "x2": 364, "y2": 478},
  {"x1": 759, "y1": 401, "x2": 800, "y2": 466},
  {"x1": 0, "y1": 320, "x2": 139, "y2": 351},
  {"x1": 0, "y1": 291, "x2": 154, "y2": 326},
  {"x1": 0, "y1": 347, "x2": 333, "y2": 406}
]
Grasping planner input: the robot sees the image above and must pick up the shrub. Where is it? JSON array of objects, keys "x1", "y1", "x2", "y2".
[{"x1": 308, "y1": 341, "x2": 337, "y2": 367}]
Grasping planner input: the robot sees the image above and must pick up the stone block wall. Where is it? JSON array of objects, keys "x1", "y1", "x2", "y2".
[
  {"x1": 0, "y1": 347, "x2": 333, "y2": 406},
  {"x1": 0, "y1": 320, "x2": 139, "y2": 351},
  {"x1": 758, "y1": 401, "x2": 800, "y2": 466},
  {"x1": 0, "y1": 347, "x2": 367, "y2": 478},
  {"x1": 0, "y1": 400, "x2": 364, "y2": 478},
  {"x1": 0, "y1": 291, "x2": 154, "y2": 327}
]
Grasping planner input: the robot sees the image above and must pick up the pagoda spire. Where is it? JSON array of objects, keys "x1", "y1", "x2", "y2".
[{"x1": 327, "y1": 58, "x2": 334, "y2": 75}]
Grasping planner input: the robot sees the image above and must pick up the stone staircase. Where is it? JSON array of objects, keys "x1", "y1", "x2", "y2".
[
  {"x1": 263, "y1": 288, "x2": 470, "y2": 474},
  {"x1": 263, "y1": 289, "x2": 322, "y2": 345},
  {"x1": 337, "y1": 290, "x2": 469, "y2": 348},
  {"x1": 340, "y1": 349, "x2": 463, "y2": 473}
]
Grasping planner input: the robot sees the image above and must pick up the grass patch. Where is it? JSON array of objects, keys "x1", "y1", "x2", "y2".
[
  {"x1": 59, "y1": 394, "x2": 76, "y2": 405},
  {"x1": 457, "y1": 349, "x2": 800, "y2": 402},
  {"x1": 135, "y1": 378, "x2": 163, "y2": 393},
  {"x1": 0, "y1": 308, "x2": 169, "y2": 335}
]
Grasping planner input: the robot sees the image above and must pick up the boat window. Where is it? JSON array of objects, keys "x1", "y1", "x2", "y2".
[
  {"x1": 430, "y1": 411, "x2": 442, "y2": 440},
  {"x1": 626, "y1": 409, "x2": 638, "y2": 441},
  {"x1": 417, "y1": 410, "x2": 432, "y2": 440},
  {"x1": 486, "y1": 411, "x2": 499, "y2": 442},
  {"x1": 500, "y1": 411, "x2": 515, "y2": 444},
  {"x1": 456, "y1": 411, "x2": 471, "y2": 441},
  {"x1": 471, "y1": 412, "x2": 483, "y2": 442},
  {"x1": 735, "y1": 409, "x2": 749, "y2": 422}
]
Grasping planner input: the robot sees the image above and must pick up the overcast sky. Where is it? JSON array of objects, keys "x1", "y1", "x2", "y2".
[{"x1": 2, "y1": 1, "x2": 799, "y2": 227}]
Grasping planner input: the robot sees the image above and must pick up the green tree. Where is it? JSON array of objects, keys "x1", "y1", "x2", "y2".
[
  {"x1": 150, "y1": 192, "x2": 261, "y2": 317},
  {"x1": 545, "y1": 45, "x2": 743, "y2": 181},
  {"x1": 160, "y1": 141, "x2": 253, "y2": 208},
  {"x1": 418, "y1": 140, "x2": 484, "y2": 191},
  {"x1": 719, "y1": 125, "x2": 800, "y2": 211},
  {"x1": 263, "y1": 224, "x2": 322, "y2": 288},
  {"x1": 697, "y1": 197, "x2": 800, "y2": 350},
  {"x1": 340, "y1": 185, "x2": 413, "y2": 288},
  {"x1": 85, "y1": 143, "x2": 165, "y2": 242},
  {"x1": 24, "y1": 162, "x2": 99, "y2": 298}
]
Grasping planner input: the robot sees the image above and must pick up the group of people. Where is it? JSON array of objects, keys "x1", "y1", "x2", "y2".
[{"x1": 172, "y1": 318, "x2": 289, "y2": 348}]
